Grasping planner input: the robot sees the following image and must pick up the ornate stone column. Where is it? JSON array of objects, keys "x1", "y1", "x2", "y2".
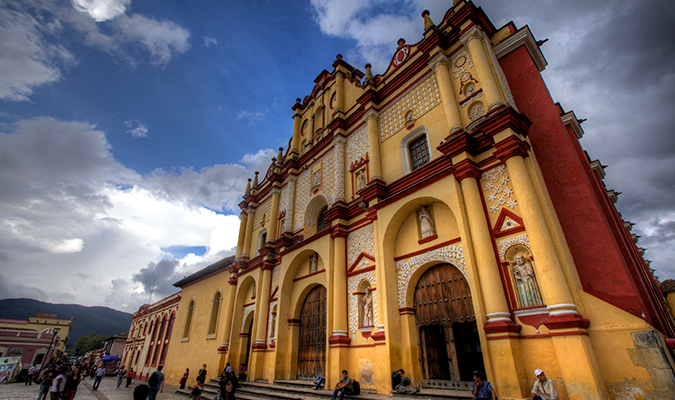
[
  {"x1": 218, "y1": 273, "x2": 238, "y2": 371},
  {"x1": 430, "y1": 53, "x2": 463, "y2": 133},
  {"x1": 241, "y1": 207, "x2": 256, "y2": 259},
  {"x1": 364, "y1": 110, "x2": 383, "y2": 181},
  {"x1": 268, "y1": 188, "x2": 281, "y2": 241},
  {"x1": 461, "y1": 27, "x2": 505, "y2": 111},
  {"x1": 235, "y1": 212, "x2": 247, "y2": 260},
  {"x1": 454, "y1": 160, "x2": 515, "y2": 327}
]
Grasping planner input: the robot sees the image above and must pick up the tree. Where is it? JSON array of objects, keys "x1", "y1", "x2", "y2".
[{"x1": 74, "y1": 333, "x2": 108, "y2": 356}]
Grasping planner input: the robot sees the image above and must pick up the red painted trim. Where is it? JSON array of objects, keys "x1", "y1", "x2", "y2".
[
  {"x1": 394, "y1": 237, "x2": 461, "y2": 261},
  {"x1": 347, "y1": 265, "x2": 376, "y2": 278},
  {"x1": 293, "y1": 269, "x2": 326, "y2": 282},
  {"x1": 348, "y1": 252, "x2": 376, "y2": 272},
  {"x1": 346, "y1": 218, "x2": 372, "y2": 233},
  {"x1": 492, "y1": 208, "x2": 525, "y2": 235},
  {"x1": 243, "y1": 302, "x2": 255, "y2": 307},
  {"x1": 329, "y1": 335, "x2": 352, "y2": 345},
  {"x1": 418, "y1": 234, "x2": 438, "y2": 245}
]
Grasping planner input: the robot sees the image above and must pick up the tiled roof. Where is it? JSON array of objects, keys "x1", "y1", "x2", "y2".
[
  {"x1": 661, "y1": 279, "x2": 675, "y2": 294},
  {"x1": 173, "y1": 255, "x2": 235, "y2": 288}
]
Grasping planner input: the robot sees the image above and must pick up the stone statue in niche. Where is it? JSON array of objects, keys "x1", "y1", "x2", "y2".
[
  {"x1": 418, "y1": 206, "x2": 435, "y2": 239},
  {"x1": 270, "y1": 307, "x2": 277, "y2": 338},
  {"x1": 309, "y1": 254, "x2": 318, "y2": 273},
  {"x1": 313, "y1": 170, "x2": 322, "y2": 187},
  {"x1": 357, "y1": 169, "x2": 367, "y2": 191},
  {"x1": 508, "y1": 248, "x2": 544, "y2": 308},
  {"x1": 360, "y1": 289, "x2": 374, "y2": 327}
]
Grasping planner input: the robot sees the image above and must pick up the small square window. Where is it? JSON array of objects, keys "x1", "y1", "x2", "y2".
[{"x1": 409, "y1": 135, "x2": 430, "y2": 171}]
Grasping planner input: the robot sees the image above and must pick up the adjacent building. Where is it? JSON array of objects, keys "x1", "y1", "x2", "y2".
[
  {"x1": 122, "y1": 293, "x2": 179, "y2": 380},
  {"x1": 139, "y1": 2, "x2": 675, "y2": 398},
  {"x1": 0, "y1": 313, "x2": 72, "y2": 368}
]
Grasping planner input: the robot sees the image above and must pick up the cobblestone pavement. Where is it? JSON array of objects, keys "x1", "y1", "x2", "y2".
[{"x1": 0, "y1": 376, "x2": 184, "y2": 400}]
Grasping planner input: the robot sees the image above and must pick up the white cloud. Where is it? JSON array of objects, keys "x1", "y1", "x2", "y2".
[
  {"x1": 0, "y1": 117, "x2": 266, "y2": 311},
  {"x1": 112, "y1": 14, "x2": 191, "y2": 67},
  {"x1": 71, "y1": 0, "x2": 131, "y2": 22},
  {"x1": 0, "y1": 0, "x2": 190, "y2": 102},
  {"x1": 0, "y1": 6, "x2": 76, "y2": 101},
  {"x1": 236, "y1": 109, "x2": 267, "y2": 123},
  {"x1": 203, "y1": 36, "x2": 217, "y2": 47},
  {"x1": 124, "y1": 119, "x2": 148, "y2": 138}
]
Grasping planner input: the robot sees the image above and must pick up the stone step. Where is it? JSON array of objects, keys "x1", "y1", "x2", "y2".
[{"x1": 178, "y1": 378, "x2": 473, "y2": 400}]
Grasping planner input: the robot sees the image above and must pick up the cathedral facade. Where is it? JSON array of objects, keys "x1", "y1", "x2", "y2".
[{"x1": 157, "y1": 2, "x2": 675, "y2": 399}]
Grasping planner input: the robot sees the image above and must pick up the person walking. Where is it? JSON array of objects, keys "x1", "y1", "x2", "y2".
[
  {"x1": 117, "y1": 366, "x2": 126, "y2": 388},
  {"x1": 61, "y1": 367, "x2": 82, "y2": 400},
  {"x1": 147, "y1": 366, "x2": 165, "y2": 400},
  {"x1": 197, "y1": 364, "x2": 207, "y2": 384},
  {"x1": 180, "y1": 368, "x2": 189, "y2": 389},
  {"x1": 126, "y1": 368, "x2": 135, "y2": 388},
  {"x1": 26, "y1": 365, "x2": 36, "y2": 385},
  {"x1": 49, "y1": 367, "x2": 66, "y2": 400},
  {"x1": 92, "y1": 364, "x2": 105, "y2": 391},
  {"x1": 36, "y1": 366, "x2": 55, "y2": 400}
]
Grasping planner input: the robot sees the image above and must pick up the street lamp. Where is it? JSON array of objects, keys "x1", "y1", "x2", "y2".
[{"x1": 39, "y1": 327, "x2": 61, "y2": 375}]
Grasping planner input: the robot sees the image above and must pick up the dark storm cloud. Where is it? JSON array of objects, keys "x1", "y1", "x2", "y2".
[{"x1": 132, "y1": 258, "x2": 180, "y2": 298}]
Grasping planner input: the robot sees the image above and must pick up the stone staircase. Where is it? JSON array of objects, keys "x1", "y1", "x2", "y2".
[{"x1": 176, "y1": 378, "x2": 473, "y2": 400}]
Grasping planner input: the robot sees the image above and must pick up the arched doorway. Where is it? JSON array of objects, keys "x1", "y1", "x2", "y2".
[
  {"x1": 297, "y1": 285, "x2": 327, "y2": 379},
  {"x1": 414, "y1": 263, "x2": 483, "y2": 385}
]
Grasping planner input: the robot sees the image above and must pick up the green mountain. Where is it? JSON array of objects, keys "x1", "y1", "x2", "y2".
[{"x1": 0, "y1": 298, "x2": 132, "y2": 347}]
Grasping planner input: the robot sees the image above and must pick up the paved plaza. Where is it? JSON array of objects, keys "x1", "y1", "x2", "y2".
[{"x1": 0, "y1": 376, "x2": 184, "y2": 400}]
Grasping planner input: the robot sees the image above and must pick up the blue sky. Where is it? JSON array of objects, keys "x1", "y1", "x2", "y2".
[{"x1": 1, "y1": 0, "x2": 674, "y2": 312}]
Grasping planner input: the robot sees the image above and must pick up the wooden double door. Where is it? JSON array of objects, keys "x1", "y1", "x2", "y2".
[
  {"x1": 414, "y1": 263, "x2": 484, "y2": 383},
  {"x1": 297, "y1": 285, "x2": 327, "y2": 379}
]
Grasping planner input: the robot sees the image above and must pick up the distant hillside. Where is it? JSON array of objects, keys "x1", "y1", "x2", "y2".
[{"x1": 0, "y1": 298, "x2": 132, "y2": 347}]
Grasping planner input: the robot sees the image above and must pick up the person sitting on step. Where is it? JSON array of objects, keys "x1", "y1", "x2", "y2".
[
  {"x1": 331, "y1": 370, "x2": 353, "y2": 400},
  {"x1": 391, "y1": 369, "x2": 419, "y2": 394}
]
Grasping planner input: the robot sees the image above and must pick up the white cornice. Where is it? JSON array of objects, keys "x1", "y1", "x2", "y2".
[
  {"x1": 493, "y1": 26, "x2": 547, "y2": 72},
  {"x1": 561, "y1": 111, "x2": 585, "y2": 139}
]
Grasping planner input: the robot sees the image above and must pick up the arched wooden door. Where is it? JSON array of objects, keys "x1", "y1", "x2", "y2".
[
  {"x1": 297, "y1": 285, "x2": 327, "y2": 379},
  {"x1": 414, "y1": 263, "x2": 483, "y2": 385}
]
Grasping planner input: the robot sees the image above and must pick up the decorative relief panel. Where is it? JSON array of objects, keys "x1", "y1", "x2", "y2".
[
  {"x1": 497, "y1": 233, "x2": 530, "y2": 262},
  {"x1": 379, "y1": 75, "x2": 441, "y2": 143},
  {"x1": 330, "y1": 141, "x2": 344, "y2": 203},
  {"x1": 481, "y1": 165, "x2": 517, "y2": 214},
  {"x1": 253, "y1": 197, "x2": 272, "y2": 229},
  {"x1": 267, "y1": 300, "x2": 278, "y2": 341},
  {"x1": 346, "y1": 126, "x2": 369, "y2": 166},
  {"x1": 241, "y1": 303, "x2": 255, "y2": 332},
  {"x1": 485, "y1": 34, "x2": 517, "y2": 111},
  {"x1": 293, "y1": 169, "x2": 311, "y2": 230},
  {"x1": 348, "y1": 224, "x2": 375, "y2": 266},
  {"x1": 271, "y1": 265, "x2": 280, "y2": 294},
  {"x1": 348, "y1": 271, "x2": 378, "y2": 334},
  {"x1": 395, "y1": 244, "x2": 466, "y2": 307},
  {"x1": 451, "y1": 49, "x2": 474, "y2": 80},
  {"x1": 281, "y1": 176, "x2": 296, "y2": 232}
]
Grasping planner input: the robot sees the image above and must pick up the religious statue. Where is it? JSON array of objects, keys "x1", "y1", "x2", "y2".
[
  {"x1": 418, "y1": 206, "x2": 435, "y2": 239},
  {"x1": 357, "y1": 170, "x2": 366, "y2": 191},
  {"x1": 361, "y1": 289, "x2": 374, "y2": 327},
  {"x1": 511, "y1": 254, "x2": 544, "y2": 308},
  {"x1": 309, "y1": 254, "x2": 318, "y2": 273},
  {"x1": 270, "y1": 307, "x2": 277, "y2": 338}
]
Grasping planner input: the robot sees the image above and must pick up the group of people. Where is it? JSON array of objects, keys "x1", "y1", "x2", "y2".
[
  {"x1": 35, "y1": 364, "x2": 83, "y2": 400},
  {"x1": 312, "y1": 366, "x2": 559, "y2": 400},
  {"x1": 181, "y1": 362, "x2": 244, "y2": 400},
  {"x1": 470, "y1": 368, "x2": 559, "y2": 400}
]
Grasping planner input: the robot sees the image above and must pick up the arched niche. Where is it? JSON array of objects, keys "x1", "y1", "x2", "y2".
[{"x1": 303, "y1": 194, "x2": 329, "y2": 237}]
